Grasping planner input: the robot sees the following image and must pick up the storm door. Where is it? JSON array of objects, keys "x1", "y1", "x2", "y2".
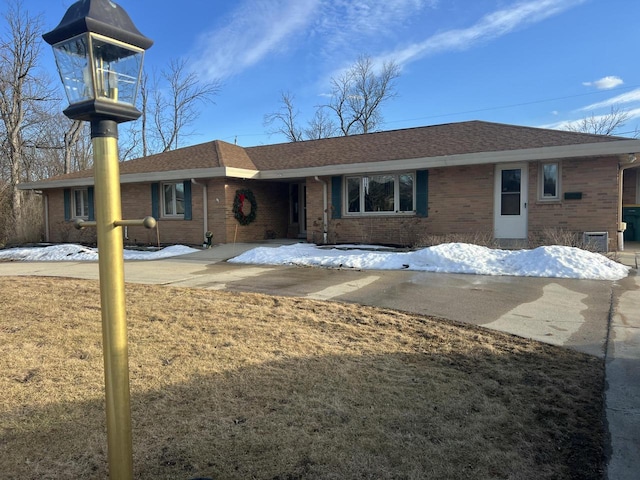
[{"x1": 494, "y1": 164, "x2": 528, "y2": 239}]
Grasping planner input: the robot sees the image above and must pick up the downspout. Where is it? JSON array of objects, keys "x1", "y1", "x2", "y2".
[
  {"x1": 314, "y1": 176, "x2": 328, "y2": 244},
  {"x1": 191, "y1": 179, "x2": 208, "y2": 245},
  {"x1": 43, "y1": 192, "x2": 50, "y2": 242},
  {"x1": 618, "y1": 154, "x2": 637, "y2": 251}
]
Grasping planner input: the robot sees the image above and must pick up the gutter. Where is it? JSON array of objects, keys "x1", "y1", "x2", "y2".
[
  {"x1": 191, "y1": 178, "x2": 208, "y2": 244},
  {"x1": 314, "y1": 176, "x2": 328, "y2": 244}
]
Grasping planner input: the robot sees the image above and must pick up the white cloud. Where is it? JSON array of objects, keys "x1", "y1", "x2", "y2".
[
  {"x1": 193, "y1": 0, "x2": 438, "y2": 80},
  {"x1": 371, "y1": 0, "x2": 587, "y2": 69},
  {"x1": 192, "y1": 0, "x2": 586, "y2": 84},
  {"x1": 315, "y1": 0, "x2": 438, "y2": 54},
  {"x1": 580, "y1": 88, "x2": 640, "y2": 111},
  {"x1": 194, "y1": 0, "x2": 321, "y2": 79},
  {"x1": 583, "y1": 76, "x2": 624, "y2": 90}
]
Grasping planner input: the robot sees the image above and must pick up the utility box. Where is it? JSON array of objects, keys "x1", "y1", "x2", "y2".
[
  {"x1": 583, "y1": 232, "x2": 608, "y2": 252},
  {"x1": 622, "y1": 206, "x2": 640, "y2": 242}
]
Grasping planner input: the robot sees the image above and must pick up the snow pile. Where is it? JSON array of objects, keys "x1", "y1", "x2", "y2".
[
  {"x1": 0, "y1": 244, "x2": 199, "y2": 262},
  {"x1": 229, "y1": 242, "x2": 629, "y2": 281},
  {"x1": 0, "y1": 242, "x2": 629, "y2": 280}
]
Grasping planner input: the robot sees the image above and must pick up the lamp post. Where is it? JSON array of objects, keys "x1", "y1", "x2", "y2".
[{"x1": 44, "y1": 1, "x2": 153, "y2": 478}]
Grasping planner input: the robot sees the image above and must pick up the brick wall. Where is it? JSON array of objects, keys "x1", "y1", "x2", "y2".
[
  {"x1": 313, "y1": 158, "x2": 622, "y2": 248},
  {"x1": 45, "y1": 179, "x2": 291, "y2": 247},
  {"x1": 313, "y1": 166, "x2": 495, "y2": 246},
  {"x1": 43, "y1": 156, "x2": 625, "y2": 249},
  {"x1": 222, "y1": 180, "x2": 289, "y2": 243},
  {"x1": 46, "y1": 189, "x2": 97, "y2": 244},
  {"x1": 527, "y1": 157, "x2": 619, "y2": 248}
]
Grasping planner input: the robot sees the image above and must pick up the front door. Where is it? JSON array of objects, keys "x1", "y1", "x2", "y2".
[
  {"x1": 494, "y1": 164, "x2": 528, "y2": 239},
  {"x1": 290, "y1": 183, "x2": 307, "y2": 238}
]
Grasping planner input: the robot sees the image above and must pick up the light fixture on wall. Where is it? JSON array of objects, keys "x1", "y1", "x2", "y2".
[{"x1": 629, "y1": 154, "x2": 637, "y2": 163}]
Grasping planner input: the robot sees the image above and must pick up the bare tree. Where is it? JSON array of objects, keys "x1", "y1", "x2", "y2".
[
  {"x1": 63, "y1": 120, "x2": 84, "y2": 174},
  {"x1": 264, "y1": 91, "x2": 304, "y2": 142},
  {"x1": 304, "y1": 106, "x2": 337, "y2": 140},
  {"x1": 0, "y1": 0, "x2": 51, "y2": 232},
  {"x1": 152, "y1": 58, "x2": 220, "y2": 153},
  {"x1": 328, "y1": 55, "x2": 400, "y2": 135},
  {"x1": 566, "y1": 105, "x2": 630, "y2": 136},
  {"x1": 265, "y1": 55, "x2": 400, "y2": 142},
  {"x1": 119, "y1": 59, "x2": 220, "y2": 158}
]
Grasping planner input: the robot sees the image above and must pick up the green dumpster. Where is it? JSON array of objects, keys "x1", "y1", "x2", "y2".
[{"x1": 623, "y1": 206, "x2": 640, "y2": 242}]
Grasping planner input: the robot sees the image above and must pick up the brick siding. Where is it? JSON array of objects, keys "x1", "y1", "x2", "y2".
[{"x1": 45, "y1": 155, "x2": 626, "y2": 250}]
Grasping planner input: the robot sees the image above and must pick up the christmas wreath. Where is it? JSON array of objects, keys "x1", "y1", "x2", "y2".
[{"x1": 233, "y1": 189, "x2": 257, "y2": 225}]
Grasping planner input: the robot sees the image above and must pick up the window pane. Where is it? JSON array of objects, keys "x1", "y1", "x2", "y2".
[
  {"x1": 365, "y1": 175, "x2": 394, "y2": 212},
  {"x1": 501, "y1": 169, "x2": 521, "y2": 193},
  {"x1": 175, "y1": 183, "x2": 185, "y2": 215},
  {"x1": 399, "y1": 174, "x2": 414, "y2": 212},
  {"x1": 543, "y1": 163, "x2": 558, "y2": 197},
  {"x1": 74, "y1": 189, "x2": 88, "y2": 217},
  {"x1": 501, "y1": 193, "x2": 520, "y2": 215},
  {"x1": 347, "y1": 177, "x2": 361, "y2": 213},
  {"x1": 164, "y1": 184, "x2": 174, "y2": 215}
]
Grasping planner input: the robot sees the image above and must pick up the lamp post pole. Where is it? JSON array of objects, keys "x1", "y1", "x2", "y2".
[
  {"x1": 92, "y1": 118, "x2": 133, "y2": 478},
  {"x1": 43, "y1": 2, "x2": 154, "y2": 477}
]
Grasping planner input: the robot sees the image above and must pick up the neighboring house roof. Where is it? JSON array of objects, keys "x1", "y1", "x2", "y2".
[{"x1": 20, "y1": 120, "x2": 640, "y2": 189}]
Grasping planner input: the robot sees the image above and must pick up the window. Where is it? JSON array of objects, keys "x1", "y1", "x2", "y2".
[
  {"x1": 73, "y1": 188, "x2": 89, "y2": 218},
  {"x1": 501, "y1": 169, "x2": 521, "y2": 215},
  {"x1": 346, "y1": 173, "x2": 415, "y2": 214},
  {"x1": 539, "y1": 162, "x2": 560, "y2": 200},
  {"x1": 162, "y1": 182, "x2": 185, "y2": 217}
]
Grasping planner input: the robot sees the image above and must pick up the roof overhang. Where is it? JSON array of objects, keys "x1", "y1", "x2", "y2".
[
  {"x1": 257, "y1": 140, "x2": 640, "y2": 179},
  {"x1": 18, "y1": 139, "x2": 640, "y2": 189},
  {"x1": 18, "y1": 166, "x2": 260, "y2": 190}
]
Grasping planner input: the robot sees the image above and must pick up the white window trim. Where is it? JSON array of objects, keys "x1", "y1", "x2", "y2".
[
  {"x1": 344, "y1": 172, "x2": 416, "y2": 216},
  {"x1": 161, "y1": 182, "x2": 185, "y2": 218},
  {"x1": 538, "y1": 161, "x2": 561, "y2": 201},
  {"x1": 72, "y1": 188, "x2": 89, "y2": 219}
]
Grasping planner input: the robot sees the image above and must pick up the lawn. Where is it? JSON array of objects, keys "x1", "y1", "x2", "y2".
[{"x1": 0, "y1": 276, "x2": 606, "y2": 479}]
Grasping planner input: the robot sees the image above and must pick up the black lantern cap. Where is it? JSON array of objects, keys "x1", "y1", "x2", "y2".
[{"x1": 43, "y1": 0, "x2": 153, "y2": 49}]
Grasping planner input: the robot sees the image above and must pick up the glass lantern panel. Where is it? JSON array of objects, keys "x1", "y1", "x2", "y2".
[
  {"x1": 52, "y1": 35, "x2": 95, "y2": 104},
  {"x1": 91, "y1": 36, "x2": 144, "y2": 106}
]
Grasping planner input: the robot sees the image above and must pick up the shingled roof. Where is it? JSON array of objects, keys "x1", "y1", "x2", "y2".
[
  {"x1": 22, "y1": 121, "x2": 640, "y2": 189},
  {"x1": 246, "y1": 120, "x2": 625, "y2": 171}
]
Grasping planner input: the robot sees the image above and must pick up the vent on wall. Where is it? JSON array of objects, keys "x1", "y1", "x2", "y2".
[{"x1": 583, "y1": 232, "x2": 608, "y2": 252}]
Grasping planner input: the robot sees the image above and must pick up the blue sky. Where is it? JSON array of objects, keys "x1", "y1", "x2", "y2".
[{"x1": 19, "y1": 0, "x2": 640, "y2": 147}]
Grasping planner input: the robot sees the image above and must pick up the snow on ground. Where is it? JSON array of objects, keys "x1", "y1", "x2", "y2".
[
  {"x1": 0, "y1": 242, "x2": 629, "y2": 280},
  {"x1": 229, "y1": 242, "x2": 630, "y2": 281},
  {"x1": 0, "y1": 244, "x2": 199, "y2": 262}
]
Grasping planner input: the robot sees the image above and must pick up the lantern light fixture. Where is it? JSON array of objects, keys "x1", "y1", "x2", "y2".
[{"x1": 43, "y1": 0, "x2": 153, "y2": 123}]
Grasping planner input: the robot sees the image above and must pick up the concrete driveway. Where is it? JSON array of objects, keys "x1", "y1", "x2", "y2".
[{"x1": 0, "y1": 242, "x2": 624, "y2": 357}]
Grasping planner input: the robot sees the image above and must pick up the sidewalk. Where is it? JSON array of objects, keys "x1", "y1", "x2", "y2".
[{"x1": 606, "y1": 255, "x2": 640, "y2": 480}]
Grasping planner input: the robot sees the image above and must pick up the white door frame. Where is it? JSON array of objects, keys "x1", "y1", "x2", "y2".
[{"x1": 494, "y1": 163, "x2": 528, "y2": 239}]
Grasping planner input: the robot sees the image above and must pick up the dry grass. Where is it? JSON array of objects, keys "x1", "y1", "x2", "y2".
[{"x1": 1, "y1": 277, "x2": 605, "y2": 479}]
